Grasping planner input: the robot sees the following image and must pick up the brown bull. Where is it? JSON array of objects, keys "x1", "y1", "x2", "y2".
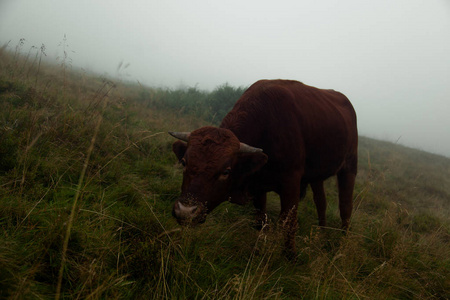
[{"x1": 169, "y1": 79, "x2": 358, "y2": 254}]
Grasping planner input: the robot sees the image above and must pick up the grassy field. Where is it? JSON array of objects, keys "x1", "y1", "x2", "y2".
[{"x1": 0, "y1": 43, "x2": 449, "y2": 299}]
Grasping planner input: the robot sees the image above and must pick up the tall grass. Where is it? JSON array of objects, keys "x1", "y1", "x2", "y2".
[{"x1": 0, "y1": 39, "x2": 449, "y2": 299}]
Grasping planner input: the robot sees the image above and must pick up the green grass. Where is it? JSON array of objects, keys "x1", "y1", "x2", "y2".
[{"x1": 0, "y1": 42, "x2": 449, "y2": 299}]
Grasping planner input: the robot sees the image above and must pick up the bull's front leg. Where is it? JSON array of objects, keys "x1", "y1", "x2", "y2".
[
  {"x1": 279, "y1": 172, "x2": 302, "y2": 258},
  {"x1": 253, "y1": 192, "x2": 267, "y2": 230}
]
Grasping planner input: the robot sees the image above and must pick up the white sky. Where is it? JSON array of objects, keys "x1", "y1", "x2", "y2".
[{"x1": 1, "y1": 0, "x2": 449, "y2": 157}]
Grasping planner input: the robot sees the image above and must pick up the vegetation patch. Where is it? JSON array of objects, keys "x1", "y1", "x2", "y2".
[{"x1": 0, "y1": 41, "x2": 449, "y2": 299}]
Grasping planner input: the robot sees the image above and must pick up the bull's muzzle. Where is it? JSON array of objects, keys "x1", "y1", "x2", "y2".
[
  {"x1": 172, "y1": 201, "x2": 205, "y2": 225},
  {"x1": 173, "y1": 201, "x2": 198, "y2": 218}
]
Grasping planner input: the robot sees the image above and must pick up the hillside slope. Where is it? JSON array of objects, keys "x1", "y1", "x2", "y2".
[{"x1": 1, "y1": 46, "x2": 449, "y2": 299}]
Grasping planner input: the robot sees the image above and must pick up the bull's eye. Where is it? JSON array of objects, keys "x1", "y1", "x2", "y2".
[{"x1": 220, "y1": 167, "x2": 231, "y2": 179}]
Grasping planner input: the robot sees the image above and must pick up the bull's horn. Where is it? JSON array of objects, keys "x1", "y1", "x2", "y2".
[
  {"x1": 169, "y1": 131, "x2": 190, "y2": 142},
  {"x1": 240, "y1": 142, "x2": 263, "y2": 153}
]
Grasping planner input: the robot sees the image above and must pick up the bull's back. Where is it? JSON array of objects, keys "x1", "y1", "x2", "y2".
[{"x1": 222, "y1": 80, "x2": 357, "y2": 179}]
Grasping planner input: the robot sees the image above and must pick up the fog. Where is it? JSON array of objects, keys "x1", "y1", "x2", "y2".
[{"x1": 1, "y1": 0, "x2": 449, "y2": 157}]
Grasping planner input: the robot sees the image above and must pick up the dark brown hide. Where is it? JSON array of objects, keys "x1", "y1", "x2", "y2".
[{"x1": 171, "y1": 79, "x2": 358, "y2": 255}]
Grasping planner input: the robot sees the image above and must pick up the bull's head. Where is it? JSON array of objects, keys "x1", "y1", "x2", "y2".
[{"x1": 169, "y1": 126, "x2": 268, "y2": 226}]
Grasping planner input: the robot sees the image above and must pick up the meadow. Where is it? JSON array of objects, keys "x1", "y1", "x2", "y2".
[{"x1": 0, "y1": 42, "x2": 449, "y2": 299}]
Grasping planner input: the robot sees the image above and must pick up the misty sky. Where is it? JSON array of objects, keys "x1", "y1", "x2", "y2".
[{"x1": 1, "y1": 0, "x2": 449, "y2": 157}]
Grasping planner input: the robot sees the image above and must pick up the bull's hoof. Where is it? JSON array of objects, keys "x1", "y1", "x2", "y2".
[
  {"x1": 341, "y1": 221, "x2": 351, "y2": 234},
  {"x1": 254, "y1": 213, "x2": 269, "y2": 231},
  {"x1": 283, "y1": 248, "x2": 297, "y2": 261},
  {"x1": 254, "y1": 223, "x2": 263, "y2": 231},
  {"x1": 254, "y1": 219, "x2": 270, "y2": 231},
  {"x1": 253, "y1": 221, "x2": 265, "y2": 231}
]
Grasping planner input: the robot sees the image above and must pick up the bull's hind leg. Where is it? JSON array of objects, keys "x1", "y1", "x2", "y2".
[
  {"x1": 337, "y1": 169, "x2": 356, "y2": 229},
  {"x1": 311, "y1": 180, "x2": 327, "y2": 227}
]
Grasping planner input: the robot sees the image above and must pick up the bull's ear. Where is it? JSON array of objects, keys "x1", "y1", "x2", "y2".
[
  {"x1": 172, "y1": 141, "x2": 187, "y2": 161},
  {"x1": 235, "y1": 152, "x2": 268, "y2": 178}
]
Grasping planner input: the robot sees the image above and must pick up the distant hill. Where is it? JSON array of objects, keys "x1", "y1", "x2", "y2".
[{"x1": 1, "y1": 45, "x2": 448, "y2": 299}]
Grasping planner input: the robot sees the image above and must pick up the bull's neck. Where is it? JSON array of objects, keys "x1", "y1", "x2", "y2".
[{"x1": 220, "y1": 112, "x2": 262, "y2": 148}]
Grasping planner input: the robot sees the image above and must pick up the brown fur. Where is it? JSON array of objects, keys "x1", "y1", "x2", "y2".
[{"x1": 171, "y1": 79, "x2": 358, "y2": 255}]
